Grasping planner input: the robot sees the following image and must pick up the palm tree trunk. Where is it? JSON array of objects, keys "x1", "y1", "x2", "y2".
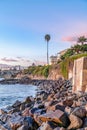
[
  {"x1": 82, "y1": 42, "x2": 84, "y2": 45},
  {"x1": 47, "y1": 41, "x2": 49, "y2": 65}
]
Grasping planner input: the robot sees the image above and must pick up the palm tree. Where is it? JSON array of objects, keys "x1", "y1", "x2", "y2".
[
  {"x1": 45, "y1": 34, "x2": 51, "y2": 65},
  {"x1": 77, "y1": 36, "x2": 87, "y2": 45},
  {"x1": 72, "y1": 44, "x2": 81, "y2": 54}
]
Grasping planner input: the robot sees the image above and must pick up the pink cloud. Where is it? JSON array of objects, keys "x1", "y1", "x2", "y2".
[
  {"x1": 1, "y1": 58, "x2": 18, "y2": 62},
  {"x1": 62, "y1": 32, "x2": 87, "y2": 42},
  {"x1": 62, "y1": 36, "x2": 77, "y2": 42}
]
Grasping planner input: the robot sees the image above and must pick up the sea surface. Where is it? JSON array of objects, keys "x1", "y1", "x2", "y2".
[{"x1": 0, "y1": 84, "x2": 37, "y2": 108}]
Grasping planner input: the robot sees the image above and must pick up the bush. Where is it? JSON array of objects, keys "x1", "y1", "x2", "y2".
[
  {"x1": 23, "y1": 65, "x2": 51, "y2": 78},
  {"x1": 60, "y1": 44, "x2": 87, "y2": 60}
]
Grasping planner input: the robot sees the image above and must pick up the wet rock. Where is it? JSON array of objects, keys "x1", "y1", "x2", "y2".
[
  {"x1": 68, "y1": 114, "x2": 83, "y2": 129},
  {"x1": 8, "y1": 114, "x2": 24, "y2": 130},
  {"x1": 0, "y1": 79, "x2": 19, "y2": 84},
  {"x1": 0, "y1": 114, "x2": 11, "y2": 123},
  {"x1": 20, "y1": 103, "x2": 25, "y2": 111},
  {"x1": 24, "y1": 96, "x2": 32, "y2": 104},
  {"x1": 8, "y1": 108, "x2": 20, "y2": 114},
  {"x1": 38, "y1": 110, "x2": 70, "y2": 128},
  {"x1": 19, "y1": 76, "x2": 31, "y2": 84},
  {"x1": 5, "y1": 106, "x2": 13, "y2": 112},
  {"x1": 12, "y1": 100, "x2": 21, "y2": 108},
  {"x1": 0, "y1": 109, "x2": 7, "y2": 115}
]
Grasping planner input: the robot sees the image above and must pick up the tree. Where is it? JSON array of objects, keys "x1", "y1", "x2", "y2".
[
  {"x1": 60, "y1": 49, "x2": 74, "y2": 60},
  {"x1": 81, "y1": 44, "x2": 87, "y2": 52},
  {"x1": 45, "y1": 34, "x2": 51, "y2": 65},
  {"x1": 72, "y1": 44, "x2": 81, "y2": 54},
  {"x1": 78, "y1": 36, "x2": 87, "y2": 45}
]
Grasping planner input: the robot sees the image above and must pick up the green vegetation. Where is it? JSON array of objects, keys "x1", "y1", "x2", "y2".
[
  {"x1": 23, "y1": 37, "x2": 87, "y2": 79},
  {"x1": 60, "y1": 44, "x2": 87, "y2": 60},
  {"x1": 23, "y1": 65, "x2": 51, "y2": 78},
  {"x1": 59, "y1": 37, "x2": 87, "y2": 78},
  {"x1": 77, "y1": 36, "x2": 87, "y2": 45}
]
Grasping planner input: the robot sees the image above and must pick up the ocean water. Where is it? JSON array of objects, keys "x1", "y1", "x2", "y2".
[{"x1": 0, "y1": 84, "x2": 37, "y2": 108}]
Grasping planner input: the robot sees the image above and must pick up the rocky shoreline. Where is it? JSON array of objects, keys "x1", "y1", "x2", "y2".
[{"x1": 0, "y1": 78, "x2": 87, "y2": 130}]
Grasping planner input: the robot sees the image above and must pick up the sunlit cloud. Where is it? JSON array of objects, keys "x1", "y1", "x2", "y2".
[
  {"x1": 1, "y1": 57, "x2": 18, "y2": 62},
  {"x1": 62, "y1": 32, "x2": 87, "y2": 43},
  {"x1": 62, "y1": 36, "x2": 77, "y2": 42},
  {"x1": 0, "y1": 57, "x2": 32, "y2": 67}
]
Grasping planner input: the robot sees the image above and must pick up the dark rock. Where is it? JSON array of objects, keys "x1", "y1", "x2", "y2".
[
  {"x1": 71, "y1": 107, "x2": 86, "y2": 118},
  {"x1": 12, "y1": 100, "x2": 21, "y2": 108},
  {"x1": 20, "y1": 103, "x2": 25, "y2": 111},
  {"x1": 24, "y1": 96, "x2": 32, "y2": 104},
  {"x1": 83, "y1": 117, "x2": 87, "y2": 127},
  {"x1": 34, "y1": 103, "x2": 44, "y2": 109},
  {"x1": 63, "y1": 99, "x2": 73, "y2": 107},
  {"x1": 29, "y1": 107, "x2": 39, "y2": 116},
  {"x1": 19, "y1": 76, "x2": 31, "y2": 84},
  {"x1": 47, "y1": 104, "x2": 65, "y2": 112}
]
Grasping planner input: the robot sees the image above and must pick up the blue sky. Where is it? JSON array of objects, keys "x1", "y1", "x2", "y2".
[{"x1": 0, "y1": 0, "x2": 87, "y2": 66}]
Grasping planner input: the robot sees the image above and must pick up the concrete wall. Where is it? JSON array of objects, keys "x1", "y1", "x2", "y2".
[{"x1": 73, "y1": 57, "x2": 87, "y2": 93}]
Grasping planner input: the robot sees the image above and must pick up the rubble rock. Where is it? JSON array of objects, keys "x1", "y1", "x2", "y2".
[
  {"x1": 38, "y1": 110, "x2": 70, "y2": 128},
  {"x1": 68, "y1": 114, "x2": 83, "y2": 129}
]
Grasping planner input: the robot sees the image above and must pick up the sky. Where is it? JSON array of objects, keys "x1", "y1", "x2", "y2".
[{"x1": 0, "y1": 0, "x2": 87, "y2": 66}]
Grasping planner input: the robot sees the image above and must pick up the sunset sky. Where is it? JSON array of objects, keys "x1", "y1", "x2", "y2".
[{"x1": 0, "y1": 0, "x2": 87, "y2": 66}]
